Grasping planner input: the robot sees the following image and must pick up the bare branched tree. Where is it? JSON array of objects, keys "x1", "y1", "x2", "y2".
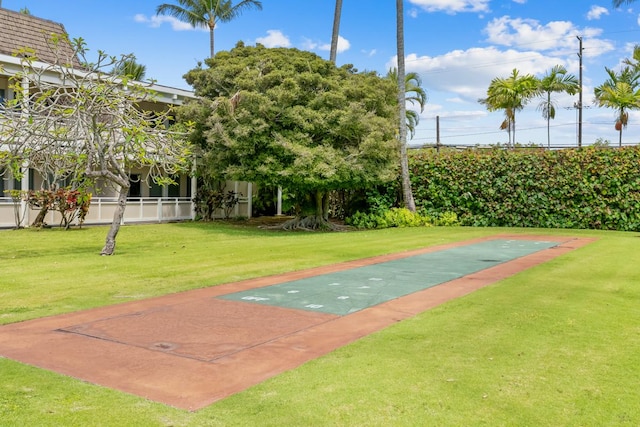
[{"x1": 0, "y1": 34, "x2": 192, "y2": 254}]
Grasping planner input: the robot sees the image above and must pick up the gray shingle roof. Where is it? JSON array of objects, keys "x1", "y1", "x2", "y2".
[{"x1": 0, "y1": 7, "x2": 80, "y2": 66}]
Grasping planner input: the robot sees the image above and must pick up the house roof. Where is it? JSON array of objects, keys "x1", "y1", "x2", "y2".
[
  {"x1": 0, "y1": 7, "x2": 80, "y2": 67},
  {"x1": 0, "y1": 7, "x2": 194, "y2": 104}
]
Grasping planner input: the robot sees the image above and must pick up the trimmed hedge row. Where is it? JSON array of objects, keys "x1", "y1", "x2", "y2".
[{"x1": 410, "y1": 146, "x2": 640, "y2": 231}]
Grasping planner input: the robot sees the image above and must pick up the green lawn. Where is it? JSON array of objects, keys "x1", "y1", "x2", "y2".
[{"x1": 1, "y1": 222, "x2": 639, "y2": 426}]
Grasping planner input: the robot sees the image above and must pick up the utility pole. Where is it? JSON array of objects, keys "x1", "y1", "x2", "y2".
[{"x1": 577, "y1": 36, "x2": 584, "y2": 148}]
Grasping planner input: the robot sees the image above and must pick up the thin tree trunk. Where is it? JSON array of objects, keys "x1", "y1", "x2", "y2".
[
  {"x1": 330, "y1": 0, "x2": 343, "y2": 63},
  {"x1": 547, "y1": 93, "x2": 551, "y2": 149},
  {"x1": 31, "y1": 206, "x2": 48, "y2": 228},
  {"x1": 101, "y1": 184, "x2": 129, "y2": 255},
  {"x1": 322, "y1": 192, "x2": 330, "y2": 221},
  {"x1": 396, "y1": 0, "x2": 416, "y2": 212},
  {"x1": 619, "y1": 128, "x2": 623, "y2": 147},
  {"x1": 209, "y1": 26, "x2": 215, "y2": 59},
  {"x1": 512, "y1": 113, "x2": 517, "y2": 149},
  {"x1": 315, "y1": 190, "x2": 324, "y2": 219}
]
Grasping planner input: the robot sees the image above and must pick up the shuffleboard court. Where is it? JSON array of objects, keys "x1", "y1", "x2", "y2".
[
  {"x1": 0, "y1": 235, "x2": 594, "y2": 410},
  {"x1": 220, "y1": 239, "x2": 559, "y2": 315}
]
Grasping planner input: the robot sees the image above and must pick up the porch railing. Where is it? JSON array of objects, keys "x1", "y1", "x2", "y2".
[{"x1": 0, "y1": 197, "x2": 193, "y2": 228}]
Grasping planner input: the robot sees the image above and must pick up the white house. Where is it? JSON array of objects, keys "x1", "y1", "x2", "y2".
[{"x1": 0, "y1": 7, "x2": 252, "y2": 228}]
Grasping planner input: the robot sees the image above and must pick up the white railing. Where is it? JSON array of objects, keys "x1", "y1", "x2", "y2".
[
  {"x1": 0, "y1": 197, "x2": 193, "y2": 228},
  {"x1": 0, "y1": 195, "x2": 252, "y2": 229}
]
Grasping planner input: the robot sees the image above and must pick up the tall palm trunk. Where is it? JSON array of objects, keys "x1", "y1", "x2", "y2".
[
  {"x1": 396, "y1": 0, "x2": 415, "y2": 212},
  {"x1": 546, "y1": 94, "x2": 551, "y2": 148},
  {"x1": 330, "y1": 0, "x2": 343, "y2": 63},
  {"x1": 512, "y1": 112, "x2": 517, "y2": 148},
  {"x1": 208, "y1": 21, "x2": 215, "y2": 59}
]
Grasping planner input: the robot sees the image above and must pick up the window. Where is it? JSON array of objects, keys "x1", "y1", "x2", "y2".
[
  {"x1": 13, "y1": 171, "x2": 27, "y2": 191},
  {"x1": 149, "y1": 181, "x2": 163, "y2": 197},
  {"x1": 128, "y1": 174, "x2": 141, "y2": 198},
  {"x1": 168, "y1": 176, "x2": 180, "y2": 198},
  {"x1": 0, "y1": 88, "x2": 5, "y2": 106}
]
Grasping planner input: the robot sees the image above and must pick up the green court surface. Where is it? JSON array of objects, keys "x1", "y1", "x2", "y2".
[{"x1": 219, "y1": 239, "x2": 558, "y2": 316}]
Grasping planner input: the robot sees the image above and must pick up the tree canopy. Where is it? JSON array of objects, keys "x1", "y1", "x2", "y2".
[
  {"x1": 536, "y1": 65, "x2": 579, "y2": 148},
  {"x1": 156, "y1": 0, "x2": 262, "y2": 59},
  {"x1": 594, "y1": 65, "x2": 640, "y2": 147},
  {"x1": 479, "y1": 68, "x2": 540, "y2": 147},
  {"x1": 181, "y1": 43, "x2": 400, "y2": 228}
]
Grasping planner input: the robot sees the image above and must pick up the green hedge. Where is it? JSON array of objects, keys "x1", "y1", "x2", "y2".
[{"x1": 410, "y1": 146, "x2": 640, "y2": 231}]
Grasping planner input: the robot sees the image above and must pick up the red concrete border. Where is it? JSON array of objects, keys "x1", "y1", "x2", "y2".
[{"x1": 0, "y1": 234, "x2": 594, "y2": 410}]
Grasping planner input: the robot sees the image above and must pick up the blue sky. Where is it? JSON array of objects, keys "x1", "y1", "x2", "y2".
[{"x1": 3, "y1": 0, "x2": 640, "y2": 147}]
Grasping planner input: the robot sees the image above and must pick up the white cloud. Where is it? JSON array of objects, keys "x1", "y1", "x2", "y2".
[
  {"x1": 318, "y1": 36, "x2": 351, "y2": 53},
  {"x1": 483, "y1": 16, "x2": 614, "y2": 58},
  {"x1": 300, "y1": 37, "x2": 319, "y2": 51},
  {"x1": 388, "y1": 47, "x2": 567, "y2": 103},
  {"x1": 512, "y1": 0, "x2": 527, "y2": 4},
  {"x1": 255, "y1": 30, "x2": 291, "y2": 48},
  {"x1": 586, "y1": 6, "x2": 609, "y2": 20},
  {"x1": 408, "y1": 0, "x2": 490, "y2": 14},
  {"x1": 134, "y1": 14, "x2": 199, "y2": 31},
  {"x1": 484, "y1": 16, "x2": 578, "y2": 50}
]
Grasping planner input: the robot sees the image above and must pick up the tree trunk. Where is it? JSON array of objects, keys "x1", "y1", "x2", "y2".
[
  {"x1": 315, "y1": 191, "x2": 324, "y2": 218},
  {"x1": 330, "y1": 0, "x2": 343, "y2": 63},
  {"x1": 209, "y1": 25, "x2": 215, "y2": 59},
  {"x1": 396, "y1": 0, "x2": 416, "y2": 212},
  {"x1": 100, "y1": 184, "x2": 129, "y2": 255},
  {"x1": 619, "y1": 127, "x2": 623, "y2": 147},
  {"x1": 322, "y1": 192, "x2": 330, "y2": 221},
  {"x1": 547, "y1": 117, "x2": 551, "y2": 149},
  {"x1": 274, "y1": 190, "x2": 340, "y2": 231},
  {"x1": 512, "y1": 113, "x2": 517, "y2": 149},
  {"x1": 31, "y1": 207, "x2": 49, "y2": 228}
]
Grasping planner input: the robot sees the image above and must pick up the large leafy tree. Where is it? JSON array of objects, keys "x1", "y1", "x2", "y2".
[
  {"x1": 594, "y1": 66, "x2": 640, "y2": 147},
  {"x1": 479, "y1": 68, "x2": 540, "y2": 147},
  {"x1": 386, "y1": 67, "x2": 428, "y2": 139},
  {"x1": 181, "y1": 43, "x2": 399, "y2": 229},
  {"x1": 156, "y1": 0, "x2": 262, "y2": 59},
  {"x1": 1, "y1": 35, "x2": 192, "y2": 254},
  {"x1": 396, "y1": 0, "x2": 416, "y2": 212},
  {"x1": 536, "y1": 65, "x2": 579, "y2": 148}
]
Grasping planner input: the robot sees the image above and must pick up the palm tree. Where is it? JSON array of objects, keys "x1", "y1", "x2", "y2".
[
  {"x1": 536, "y1": 65, "x2": 579, "y2": 148},
  {"x1": 613, "y1": 0, "x2": 635, "y2": 6},
  {"x1": 386, "y1": 67, "x2": 428, "y2": 139},
  {"x1": 594, "y1": 66, "x2": 640, "y2": 147},
  {"x1": 156, "y1": 0, "x2": 263, "y2": 59},
  {"x1": 479, "y1": 68, "x2": 540, "y2": 148},
  {"x1": 111, "y1": 59, "x2": 147, "y2": 81},
  {"x1": 396, "y1": 0, "x2": 415, "y2": 212},
  {"x1": 623, "y1": 44, "x2": 640, "y2": 70},
  {"x1": 329, "y1": 0, "x2": 343, "y2": 63}
]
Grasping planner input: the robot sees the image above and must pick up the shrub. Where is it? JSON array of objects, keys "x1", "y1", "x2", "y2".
[{"x1": 346, "y1": 207, "x2": 458, "y2": 229}]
